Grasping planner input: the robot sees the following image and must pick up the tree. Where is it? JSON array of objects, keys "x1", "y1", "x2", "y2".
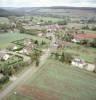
[
  {"x1": 0, "y1": 24, "x2": 10, "y2": 32},
  {"x1": 0, "y1": 75, "x2": 9, "y2": 84},
  {"x1": 30, "y1": 17, "x2": 34, "y2": 21},
  {"x1": 91, "y1": 26, "x2": 96, "y2": 31},
  {"x1": 57, "y1": 20, "x2": 67, "y2": 25},
  {"x1": 54, "y1": 52, "x2": 59, "y2": 60},
  {"x1": 36, "y1": 58, "x2": 40, "y2": 67},
  {"x1": 87, "y1": 39, "x2": 96, "y2": 48},
  {"x1": 60, "y1": 52, "x2": 72, "y2": 63},
  {"x1": 64, "y1": 53, "x2": 72, "y2": 63},
  {"x1": 19, "y1": 27, "x2": 25, "y2": 33},
  {"x1": 92, "y1": 39, "x2": 96, "y2": 47},
  {"x1": 30, "y1": 50, "x2": 41, "y2": 63},
  {"x1": 16, "y1": 21, "x2": 22, "y2": 29},
  {"x1": 41, "y1": 40, "x2": 46, "y2": 45},
  {"x1": 63, "y1": 34, "x2": 73, "y2": 42},
  {"x1": 60, "y1": 52, "x2": 65, "y2": 62},
  {"x1": 10, "y1": 66, "x2": 16, "y2": 75},
  {"x1": 40, "y1": 19, "x2": 43, "y2": 22},
  {"x1": 80, "y1": 39, "x2": 88, "y2": 45},
  {"x1": 34, "y1": 40, "x2": 39, "y2": 45},
  {"x1": 48, "y1": 20, "x2": 52, "y2": 24},
  {"x1": 82, "y1": 25, "x2": 89, "y2": 30}
]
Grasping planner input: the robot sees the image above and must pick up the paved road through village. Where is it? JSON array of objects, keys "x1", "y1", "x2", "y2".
[{"x1": 0, "y1": 33, "x2": 56, "y2": 100}]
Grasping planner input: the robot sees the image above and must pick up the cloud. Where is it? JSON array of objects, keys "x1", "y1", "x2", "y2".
[{"x1": 0, "y1": 0, "x2": 96, "y2": 7}]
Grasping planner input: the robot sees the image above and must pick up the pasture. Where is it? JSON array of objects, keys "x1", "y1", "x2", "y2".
[
  {"x1": 17, "y1": 16, "x2": 63, "y2": 23},
  {"x1": 0, "y1": 32, "x2": 50, "y2": 48},
  {"x1": 6, "y1": 59, "x2": 96, "y2": 100},
  {"x1": 63, "y1": 46, "x2": 96, "y2": 63},
  {"x1": 0, "y1": 17, "x2": 9, "y2": 24}
]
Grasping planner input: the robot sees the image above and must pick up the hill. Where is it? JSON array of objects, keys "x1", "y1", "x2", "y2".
[{"x1": 0, "y1": 6, "x2": 96, "y2": 17}]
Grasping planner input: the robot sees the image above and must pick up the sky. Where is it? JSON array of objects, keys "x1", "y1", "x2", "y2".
[{"x1": 0, "y1": 0, "x2": 96, "y2": 7}]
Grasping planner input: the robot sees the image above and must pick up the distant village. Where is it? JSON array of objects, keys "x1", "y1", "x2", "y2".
[{"x1": 0, "y1": 16, "x2": 96, "y2": 88}]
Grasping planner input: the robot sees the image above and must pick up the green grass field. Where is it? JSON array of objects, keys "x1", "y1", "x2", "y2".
[
  {"x1": 19, "y1": 16, "x2": 63, "y2": 23},
  {"x1": 56, "y1": 43, "x2": 96, "y2": 63},
  {"x1": 63, "y1": 47, "x2": 96, "y2": 63},
  {"x1": 6, "y1": 59, "x2": 96, "y2": 100},
  {"x1": 0, "y1": 32, "x2": 49, "y2": 48},
  {"x1": 33, "y1": 16, "x2": 63, "y2": 23},
  {"x1": 0, "y1": 17, "x2": 9, "y2": 24}
]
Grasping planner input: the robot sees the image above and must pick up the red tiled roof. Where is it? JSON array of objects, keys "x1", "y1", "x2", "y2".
[{"x1": 74, "y1": 34, "x2": 96, "y2": 40}]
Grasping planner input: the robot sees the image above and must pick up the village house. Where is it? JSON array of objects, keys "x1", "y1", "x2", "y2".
[
  {"x1": 85, "y1": 64, "x2": 96, "y2": 72},
  {"x1": 72, "y1": 58, "x2": 96, "y2": 72},
  {"x1": 20, "y1": 39, "x2": 34, "y2": 55},
  {"x1": 24, "y1": 38, "x2": 32, "y2": 46},
  {"x1": 71, "y1": 58, "x2": 87, "y2": 69},
  {"x1": 38, "y1": 32, "x2": 44, "y2": 37},
  {"x1": 71, "y1": 38, "x2": 80, "y2": 43},
  {"x1": 8, "y1": 44, "x2": 18, "y2": 51},
  {"x1": 11, "y1": 22, "x2": 16, "y2": 28},
  {"x1": 12, "y1": 45, "x2": 18, "y2": 50},
  {"x1": 19, "y1": 44, "x2": 33, "y2": 55},
  {"x1": 46, "y1": 32, "x2": 53, "y2": 38},
  {"x1": 0, "y1": 52, "x2": 10, "y2": 61},
  {"x1": 53, "y1": 42, "x2": 59, "y2": 48},
  {"x1": 54, "y1": 40, "x2": 72, "y2": 49}
]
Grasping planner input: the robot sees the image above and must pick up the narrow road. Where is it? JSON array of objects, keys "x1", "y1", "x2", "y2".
[
  {"x1": 0, "y1": 48, "x2": 51, "y2": 100},
  {"x1": 0, "y1": 34, "x2": 56, "y2": 100}
]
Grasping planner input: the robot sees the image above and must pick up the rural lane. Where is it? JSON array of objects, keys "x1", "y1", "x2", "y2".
[
  {"x1": 0, "y1": 48, "x2": 51, "y2": 100},
  {"x1": 0, "y1": 33, "x2": 56, "y2": 100}
]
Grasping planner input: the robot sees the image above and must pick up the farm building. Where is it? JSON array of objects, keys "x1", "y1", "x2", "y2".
[
  {"x1": 71, "y1": 38, "x2": 80, "y2": 43},
  {"x1": 71, "y1": 58, "x2": 87, "y2": 69},
  {"x1": 85, "y1": 64, "x2": 96, "y2": 72},
  {"x1": 19, "y1": 43, "x2": 34, "y2": 55},
  {"x1": 0, "y1": 52, "x2": 10, "y2": 61},
  {"x1": 24, "y1": 38, "x2": 32, "y2": 46},
  {"x1": 71, "y1": 58, "x2": 96, "y2": 72},
  {"x1": 38, "y1": 32, "x2": 44, "y2": 37},
  {"x1": 12, "y1": 46, "x2": 18, "y2": 50}
]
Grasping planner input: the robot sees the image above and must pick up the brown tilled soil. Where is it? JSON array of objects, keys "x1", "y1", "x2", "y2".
[{"x1": 17, "y1": 85, "x2": 62, "y2": 100}]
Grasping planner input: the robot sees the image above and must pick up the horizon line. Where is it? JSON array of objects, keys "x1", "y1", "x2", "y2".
[{"x1": 0, "y1": 6, "x2": 96, "y2": 8}]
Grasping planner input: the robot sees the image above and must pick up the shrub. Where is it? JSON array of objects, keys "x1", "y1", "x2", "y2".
[{"x1": 0, "y1": 75, "x2": 9, "y2": 84}]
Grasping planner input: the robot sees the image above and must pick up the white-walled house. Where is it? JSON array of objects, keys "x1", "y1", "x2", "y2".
[
  {"x1": 85, "y1": 64, "x2": 95, "y2": 72},
  {"x1": 38, "y1": 33, "x2": 43, "y2": 37},
  {"x1": 71, "y1": 58, "x2": 87, "y2": 69},
  {"x1": 53, "y1": 42, "x2": 59, "y2": 48},
  {"x1": 13, "y1": 46, "x2": 18, "y2": 50},
  {"x1": 71, "y1": 38, "x2": 80, "y2": 43},
  {"x1": 24, "y1": 39, "x2": 32, "y2": 46},
  {"x1": 19, "y1": 43, "x2": 34, "y2": 55},
  {"x1": 3, "y1": 54, "x2": 10, "y2": 60},
  {"x1": 19, "y1": 48, "x2": 28, "y2": 55},
  {"x1": 0, "y1": 52, "x2": 10, "y2": 61},
  {"x1": 71, "y1": 58, "x2": 96, "y2": 72}
]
